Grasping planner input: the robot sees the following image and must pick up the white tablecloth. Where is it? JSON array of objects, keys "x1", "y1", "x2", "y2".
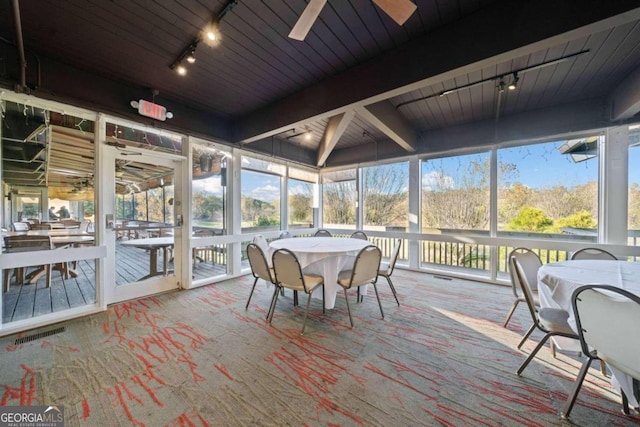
[
  {"x1": 269, "y1": 237, "x2": 372, "y2": 309},
  {"x1": 537, "y1": 260, "x2": 640, "y2": 407}
]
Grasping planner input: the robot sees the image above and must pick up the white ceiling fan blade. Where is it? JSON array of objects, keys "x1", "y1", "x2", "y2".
[
  {"x1": 372, "y1": 0, "x2": 417, "y2": 25},
  {"x1": 288, "y1": 0, "x2": 327, "y2": 41}
]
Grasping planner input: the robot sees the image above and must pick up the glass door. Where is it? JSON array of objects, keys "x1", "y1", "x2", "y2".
[{"x1": 107, "y1": 150, "x2": 182, "y2": 303}]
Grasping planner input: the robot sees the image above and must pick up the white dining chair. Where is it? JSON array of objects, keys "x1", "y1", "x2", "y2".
[
  {"x1": 338, "y1": 245, "x2": 383, "y2": 327},
  {"x1": 270, "y1": 248, "x2": 325, "y2": 334},
  {"x1": 569, "y1": 247, "x2": 617, "y2": 261},
  {"x1": 512, "y1": 252, "x2": 579, "y2": 376},
  {"x1": 562, "y1": 284, "x2": 640, "y2": 418},
  {"x1": 504, "y1": 247, "x2": 541, "y2": 328}
]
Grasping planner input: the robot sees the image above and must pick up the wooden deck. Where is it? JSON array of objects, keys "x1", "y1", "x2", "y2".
[{"x1": 3, "y1": 242, "x2": 228, "y2": 324}]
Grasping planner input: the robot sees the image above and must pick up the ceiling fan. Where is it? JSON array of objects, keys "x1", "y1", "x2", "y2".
[{"x1": 289, "y1": 0, "x2": 417, "y2": 41}]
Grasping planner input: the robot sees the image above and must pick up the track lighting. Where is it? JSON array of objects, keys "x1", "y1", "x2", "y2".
[
  {"x1": 206, "y1": 30, "x2": 217, "y2": 41},
  {"x1": 169, "y1": 0, "x2": 238, "y2": 76},
  {"x1": 186, "y1": 46, "x2": 196, "y2": 63},
  {"x1": 285, "y1": 129, "x2": 313, "y2": 141},
  {"x1": 396, "y1": 49, "x2": 590, "y2": 109},
  {"x1": 508, "y1": 72, "x2": 519, "y2": 90}
]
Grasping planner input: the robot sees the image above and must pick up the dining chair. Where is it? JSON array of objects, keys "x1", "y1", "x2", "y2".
[
  {"x1": 252, "y1": 234, "x2": 271, "y2": 265},
  {"x1": 511, "y1": 252, "x2": 579, "y2": 376},
  {"x1": 279, "y1": 230, "x2": 292, "y2": 239},
  {"x1": 3, "y1": 235, "x2": 56, "y2": 292},
  {"x1": 269, "y1": 248, "x2": 325, "y2": 334},
  {"x1": 350, "y1": 231, "x2": 368, "y2": 240},
  {"x1": 314, "y1": 229, "x2": 332, "y2": 237},
  {"x1": 12, "y1": 222, "x2": 30, "y2": 232},
  {"x1": 561, "y1": 284, "x2": 640, "y2": 418},
  {"x1": 245, "y1": 243, "x2": 275, "y2": 313},
  {"x1": 31, "y1": 223, "x2": 53, "y2": 230},
  {"x1": 569, "y1": 247, "x2": 617, "y2": 261},
  {"x1": 338, "y1": 245, "x2": 384, "y2": 327},
  {"x1": 504, "y1": 247, "x2": 541, "y2": 328},
  {"x1": 376, "y1": 238, "x2": 401, "y2": 306}
]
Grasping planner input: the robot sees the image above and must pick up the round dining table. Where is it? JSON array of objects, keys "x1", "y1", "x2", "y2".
[
  {"x1": 269, "y1": 237, "x2": 372, "y2": 309},
  {"x1": 537, "y1": 259, "x2": 640, "y2": 407}
]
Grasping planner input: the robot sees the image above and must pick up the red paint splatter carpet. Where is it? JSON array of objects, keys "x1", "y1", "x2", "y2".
[{"x1": 0, "y1": 270, "x2": 638, "y2": 426}]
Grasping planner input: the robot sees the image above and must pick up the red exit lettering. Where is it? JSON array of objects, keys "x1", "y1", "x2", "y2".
[{"x1": 137, "y1": 100, "x2": 167, "y2": 121}]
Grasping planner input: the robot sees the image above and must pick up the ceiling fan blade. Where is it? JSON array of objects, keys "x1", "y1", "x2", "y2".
[
  {"x1": 288, "y1": 0, "x2": 327, "y2": 41},
  {"x1": 372, "y1": 0, "x2": 417, "y2": 25}
]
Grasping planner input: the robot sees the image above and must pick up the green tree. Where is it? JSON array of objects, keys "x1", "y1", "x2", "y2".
[
  {"x1": 506, "y1": 207, "x2": 553, "y2": 232},
  {"x1": 555, "y1": 210, "x2": 597, "y2": 230},
  {"x1": 289, "y1": 194, "x2": 311, "y2": 223}
]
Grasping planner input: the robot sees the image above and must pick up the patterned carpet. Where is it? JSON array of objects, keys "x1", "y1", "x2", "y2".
[{"x1": 0, "y1": 270, "x2": 638, "y2": 426}]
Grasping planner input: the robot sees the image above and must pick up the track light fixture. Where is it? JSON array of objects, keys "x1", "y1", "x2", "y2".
[
  {"x1": 171, "y1": 41, "x2": 198, "y2": 75},
  {"x1": 396, "y1": 49, "x2": 590, "y2": 109},
  {"x1": 186, "y1": 45, "x2": 197, "y2": 63},
  {"x1": 285, "y1": 129, "x2": 313, "y2": 141},
  {"x1": 508, "y1": 72, "x2": 519, "y2": 90},
  {"x1": 176, "y1": 64, "x2": 187, "y2": 76},
  {"x1": 169, "y1": 0, "x2": 238, "y2": 76}
]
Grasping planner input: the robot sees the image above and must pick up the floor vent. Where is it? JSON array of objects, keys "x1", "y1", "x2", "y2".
[
  {"x1": 433, "y1": 275, "x2": 453, "y2": 281},
  {"x1": 14, "y1": 326, "x2": 66, "y2": 345}
]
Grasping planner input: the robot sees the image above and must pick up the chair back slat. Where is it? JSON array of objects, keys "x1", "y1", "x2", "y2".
[
  {"x1": 272, "y1": 249, "x2": 306, "y2": 291},
  {"x1": 314, "y1": 229, "x2": 332, "y2": 237},
  {"x1": 510, "y1": 251, "x2": 541, "y2": 323},
  {"x1": 348, "y1": 245, "x2": 382, "y2": 287},
  {"x1": 12, "y1": 222, "x2": 30, "y2": 231},
  {"x1": 573, "y1": 285, "x2": 640, "y2": 380},
  {"x1": 247, "y1": 243, "x2": 272, "y2": 283},
  {"x1": 387, "y1": 239, "x2": 402, "y2": 274},
  {"x1": 350, "y1": 231, "x2": 368, "y2": 240},
  {"x1": 4, "y1": 235, "x2": 54, "y2": 252},
  {"x1": 510, "y1": 249, "x2": 541, "y2": 292},
  {"x1": 570, "y1": 248, "x2": 617, "y2": 260}
]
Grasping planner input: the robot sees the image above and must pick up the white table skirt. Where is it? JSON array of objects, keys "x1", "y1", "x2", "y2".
[
  {"x1": 538, "y1": 260, "x2": 640, "y2": 407},
  {"x1": 269, "y1": 237, "x2": 372, "y2": 308}
]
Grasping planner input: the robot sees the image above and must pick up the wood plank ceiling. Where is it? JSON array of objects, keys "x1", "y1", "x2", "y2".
[{"x1": 1, "y1": 0, "x2": 640, "y2": 169}]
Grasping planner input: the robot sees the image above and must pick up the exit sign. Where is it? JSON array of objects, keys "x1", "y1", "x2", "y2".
[{"x1": 136, "y1": 99, "x2": 168, "y2": 121}]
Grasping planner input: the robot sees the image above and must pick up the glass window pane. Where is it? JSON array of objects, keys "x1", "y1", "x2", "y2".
[
  {"x1": 498, "y1": 139, "x2": 598, "y2": 237},
  {"x1": 322, "y1": 168, "x2": 356, "y2": 229},
  {"x1": 421, "y1": 153, "x2": 490, "y2": 231},
  {"x1": 241, "y1": 169, "x2": 281, "y2": 232},
  {"x1": 192, "y1": 144, "x2": 229, "y2": 280},
  {"x1": 362, "y1": 162, "x2": 408, "y2": 231},
  {"x1": 288, "y1": 178, "x2": 314, "y2": 229},
  {"x1": 628, "y1": 126, "x2": 640, "y2": 244}
]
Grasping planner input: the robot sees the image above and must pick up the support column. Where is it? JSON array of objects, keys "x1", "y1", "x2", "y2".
[
  {"x1": 408, "y1": 159, "x2": 420, "y2": 269},
  {"x1": 600, "y1": 126, "x2": 629, "y2": 244}
]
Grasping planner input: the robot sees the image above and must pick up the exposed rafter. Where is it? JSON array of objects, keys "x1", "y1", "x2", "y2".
[
  {"x1": 356, "y1": 101, "x2": 416, "y2": 152},
  {"x1": 317, "y1": 111, "x2": 355, "y2": 167}
]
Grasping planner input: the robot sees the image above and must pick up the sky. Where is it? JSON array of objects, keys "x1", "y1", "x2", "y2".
[
  {"x1": 236, "y1": 138, "x2": 640, "y2": 202},
  {"x1": 423, "y1": 140, "x2": 603, "y2": 190}
]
